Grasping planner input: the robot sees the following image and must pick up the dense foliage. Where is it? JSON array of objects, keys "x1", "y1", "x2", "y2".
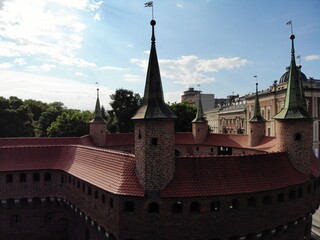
[
  {"x1": 168, "y1": 102, "x2": 197, "y2": 132},
  {"x1": 0, "y1": 96, "x2": 92, "y2": 138},
  {"x1": 107, "y1": 89, "x2": 142, "y2": 133},
  {"x1": 0, "y1": 90, "x2": 197, "y2": 137}
]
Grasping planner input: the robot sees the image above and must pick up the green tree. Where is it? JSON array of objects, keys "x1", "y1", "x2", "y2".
[
  {"x1": 24, "y1": 99, "x2": 48, "y2": 121},
  {"x1": 47, "y1": 110, "x2": 92, "y2": 137},
  {"x1": 0, "y1": 97, "x2": 35, "y2": 137},
  {"x1": 108, "y1": 89, "x2": 141, "y2": 133},
  {"x1": 37, "y1": 102, "x2": 65, "y2": 137},
  {"x1": 169, "y1": 102, "x2": 197, "y2": 132}
]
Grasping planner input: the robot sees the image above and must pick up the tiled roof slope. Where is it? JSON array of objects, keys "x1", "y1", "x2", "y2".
[
  {"x1": 0, "y1": 145, "x2": 144, "y2": 196},
  {"x1": 161, "y1": 152, "x2": 309, "y2": 197},
  {"x1": 0, "y1": 135, "x2": 94, "y2": 147},
  {"x1": 175, "y1": 132, "x2": 276, "y2": 152}
]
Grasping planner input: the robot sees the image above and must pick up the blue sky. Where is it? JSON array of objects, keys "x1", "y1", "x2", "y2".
[{"x1": 0, "y1": 0, "x2": 319, "y2": 110}]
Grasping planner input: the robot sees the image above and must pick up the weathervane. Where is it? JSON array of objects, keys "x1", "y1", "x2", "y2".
[
  {"x1": 253, "y1": 75, "x2": 258, "y2": 84},
  {"x1": 145, "y1": 1, "x2": 154, "y2": 20},
  {"x1": 286, "y1": 20, "x2": 293, "y2": 35}
]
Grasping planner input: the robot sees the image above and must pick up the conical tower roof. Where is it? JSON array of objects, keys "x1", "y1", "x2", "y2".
[
  {"x1": 91, "y1": 88, "x2": 106, "y2": 122},
  {"x1": 249, "y1": 83, "x2": 265, "y2": 122},
  {"x1": 274, "y1": 35, "x2": 310, "y2": 120},
  {"x1": 132, "y1": 20, "x2": 176, "y2": 120},
  {"x1": 192, "y1": 93, "x2": 207, "y2": 123}
]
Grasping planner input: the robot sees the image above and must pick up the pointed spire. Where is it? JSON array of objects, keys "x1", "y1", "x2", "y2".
[
  {"x1": 274, "y1": 35, "x2": 310, "y2": 119},
  {"x1": 193, "y1": 93, "x2": 207, "y2": 122},
  {"x1": 250, "y1": 83, "x2": 265, "y2": 122},
  {"x1": 92, "y1": 88, "x2": 106, "y2": 122},
  {"x1": 132, "y1": 20, "x2": 176, "y2": 119}
]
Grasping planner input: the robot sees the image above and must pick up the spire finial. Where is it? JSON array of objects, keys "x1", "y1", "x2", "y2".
[{"x1": 150, "y1": 20, "x2": 156, "y2": 43}]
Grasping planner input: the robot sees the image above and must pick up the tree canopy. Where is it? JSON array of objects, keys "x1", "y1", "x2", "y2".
[
  {"x1": 108, "y1": 89, "x2": 142, "y2": 133},
  {"x1": 168, "y1": 102, "x2": 197, "y2": 132}
]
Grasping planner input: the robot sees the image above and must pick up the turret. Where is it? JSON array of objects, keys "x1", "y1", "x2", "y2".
[
  {"x1": 132, "y1": 20, "x2": 177, "y2": 192},
  {"x1": 90, "y1": 88, "x2": 107, "y2": 147},
  {"x1": 273, "y1": 34, "x2": 312, "y2": 174},
  {"x1": 192, "y1": 93, "x2": 208, "y2": 144},
  {"x1": 248, "y1": 82, "x2": 265, "y2": 147}
]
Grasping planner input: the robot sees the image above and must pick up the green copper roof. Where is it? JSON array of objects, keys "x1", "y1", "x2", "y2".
[
  {"x1": 249, "y1": 83, "x2": 265, "y2": 122},
  {"x1": 273, "y1": 35, "x2": 310, "y2": 120},
  {"x1": 91, "y1": 89, "x2": 106, "y2": 122},
  {"x1": 132, "y1": 20, "x2": 176, "y2": 120},
  {"x1": 192, "y1": 93, "x2": 207, "y2": 123}
]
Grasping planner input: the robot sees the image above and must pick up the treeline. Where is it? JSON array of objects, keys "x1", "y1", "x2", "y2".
[{"x1": 0, "y1": 89, "x2": 197, "y2": 138}]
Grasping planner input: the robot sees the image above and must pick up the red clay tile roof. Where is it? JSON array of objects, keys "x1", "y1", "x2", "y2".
[
  {"x1": 161, "y1": 152, "x2": 309, "y2": 197},
  {"x1": 0, "y1": 135, "x2": 94, "y2": 147},
  {"x1": 106, "y1": 133, "x2": 134, "y2": 147},
  {"x1": 175, "y1": 132, "x2": 276, "y2": 152},
  {"x1": 0, "y1": 145, "x2": 144, "y2": 197}
]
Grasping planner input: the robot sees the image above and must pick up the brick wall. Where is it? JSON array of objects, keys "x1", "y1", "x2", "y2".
[
  {"x1": 248, "y1": 121, "x2": 265, "y2": 147},
  {"x1": 192, "y1": 122, "x2": 208, "y2": 144},
  {"x1": 134, "y1": 119, "x2": 175, "y2": 192},
  {"x1": 276, "y1": 119, "x2": 313, "y2": 174},
  {"x1": 90, "y1": 122, "x2": 106, "y2": 147}
]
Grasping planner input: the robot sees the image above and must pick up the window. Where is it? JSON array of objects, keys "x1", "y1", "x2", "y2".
[
  {"x1": 298, "y1": 187, "x2": 303, "y2": 198},
  {"x1": 68, "y1": 175, "x2": 71, "y2": 183},
  {"x1": 95, "y1": 190, "x2": 98, "y2": 199},
  {"x1": 124, "y1": 201, "x2": 135, "y2": 212},
  {"x1": 231, "y1": 199, "x2": 239, "y2": 209},
  {"x1": 19, "y1": 173, "x2": 27, "y2": 182},
  {"x1": 44, "y1": 172, "x2": 51, "y2": 182},
  {"x1": 85, "y1": 228, "x2": 90, "y2": 240},
  {"x1": 190, "y1": 202, "x2": 200, "y2": 213},
  {"x1": 77, "y1": 180, "x2": 80, "y2": 189},
  {"x1": 263, "y1": 195, "x2": 272, "y2": 205},
  {"x1": 151, "y1": 138, "x2": 158, "y2": 146},
  {"x1": 277, "y1": 193, "x2": 284, "y2": 203},
  {"x1": 88, "y1": 186, "x2": 92, "y2": 195},
  {"x1": 61, "y1": 174, "x2": 64, "y2": 184},
  {"x1": 172, "y1": 202, "x2": 183, "y2": 214},
  {"x1": 45, "y1": 212, "x2": 54, "y2": 223},
  {"x1": 289, "y1": 190, "x2": 296, "y2": 200},
  {"x1": 148, "y1": 202, "x2": 159, "y2": 214},
  {"x1": 6, "y1": 174, "x2": 13, "y2": 183},
  {"x1": 33, "y1": 172, "x2": 40, "y2": 182},
  {"x1": 210, "y1": 201, "x2": 221, "y2": 212},
  {"x1": 102, "y1": 194, "x2": 106, "y2": 203},
  {"x1": 247, "y1": 197, "x2": 256, "y2": 207},
  {"x1": 82, "y1": 183, "x2": 85, "y2": 192},
  {"x1": 110, "y1": 198, "x2": 114, "y2": 208}
]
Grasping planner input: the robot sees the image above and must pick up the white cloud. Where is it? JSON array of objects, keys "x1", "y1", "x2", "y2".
[
  {"x1": 177, "y1": 1, "x2": 184, "y2": 8},
  {"x1": 124, "y1": 74, "x2": 143, "y2": 82},
  {"x1": 0, "y1": 62, "x2": 12, "y2": 69},
  {"x1": 93, "y1": 13, "x2": 101, "y2": 21},
  {"x1": 0, "y1": 0, "x2": 102, "y2": 68},
  {"x1": 100, "y1": 65, "x2": 125, "y2": 71},
  {"x1": 126, "y1": 44, "x2": 134, "y2": 48},
  {"x1": 131, "y1": 55, "x2": 249, "y2": 86},
  {"x1": 26, "y1": 64, "x2": 56, "y2": 72},
  {"x1": 14, "y1": 58, "x2": 26, "y2": 66},
  {"x1": 0, "y1": 70, "x2": 113, "y2": 110},
  {"x1": 75, "y1": 72, "x2": 88, "y2": 77},
  {"x1": 165, "y1": 91, "x2": 182, "y2": 104},
  {"x1": 304, "y1": 55, "x2": 320, "y2": 61}
]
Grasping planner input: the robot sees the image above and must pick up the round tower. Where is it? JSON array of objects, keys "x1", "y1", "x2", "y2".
[
  {"x1": 274, "y1": 34, "x2": 313, "y2": 175},
  {"x1": 248, "y1": 82, "x2": 266, "y2": 147},
  {"x1": 192, "y1": 92, "x2": 209, "y2": 144},
  {"x1": 132, "y1": 20, "x2": 177, "y2": 193},
  {"x1": 90, "y1": 88, "x2": 107, "y2": 147}
]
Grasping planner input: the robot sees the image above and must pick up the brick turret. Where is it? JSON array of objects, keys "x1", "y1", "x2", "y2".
[
  {"x1": 90, "y1": 88, "x2": 107, "y2": 147},
  {"x1": 132, "y1": 20, "x2": 177, "y2": 192},
  {"x1": 274, "y1": 34, "x2": 312, "y2": 175},
  {"x1": 192, "y1": 92, "x2": 208, "y2": 144},
  {"x1": 248, "y1": 82, "x2": 265, "y2": 147}
]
